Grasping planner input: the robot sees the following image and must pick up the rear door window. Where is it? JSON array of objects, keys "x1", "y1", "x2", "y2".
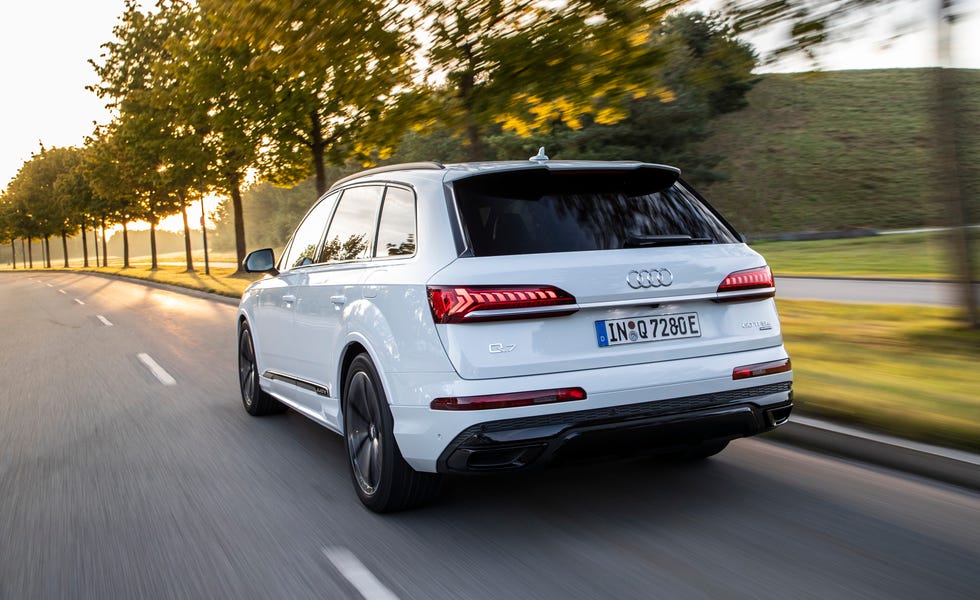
[
  {"x1": 319, "y1": 185, "x2": 383, "y2": 263},
  {"x1": 452, "y1": 169, "x2": 738, "y2": 256}
]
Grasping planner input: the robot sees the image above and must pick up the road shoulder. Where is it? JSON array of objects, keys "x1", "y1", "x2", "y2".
[{"x1": 767, "y1": 416, "x2": 980, "y2": 492}]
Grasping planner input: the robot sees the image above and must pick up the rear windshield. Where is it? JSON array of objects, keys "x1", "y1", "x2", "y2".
[{"x1": 452, "y1": 169, "x2": 739, "y2": 256}]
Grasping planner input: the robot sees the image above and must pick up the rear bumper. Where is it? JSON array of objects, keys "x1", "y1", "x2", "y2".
[{"x1": 436, "y1": 383, "x2": 792, "y2": 473}]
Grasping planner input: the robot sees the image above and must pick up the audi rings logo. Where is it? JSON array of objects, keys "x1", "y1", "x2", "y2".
[{"x1": 627, "y1": 268, "x2": 674, "y2": 289}]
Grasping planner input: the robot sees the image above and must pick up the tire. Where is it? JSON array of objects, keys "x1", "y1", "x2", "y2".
[
  {"x1": 343, "y1": 354, "x2": 441, "y2": 512},
  {"x1": 238, "y1": 322, "x2": 286, "y2": 416}
]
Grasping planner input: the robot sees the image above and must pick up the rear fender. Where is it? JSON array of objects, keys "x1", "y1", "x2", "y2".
[{"x1": 338, "y1": 298, "x2": 455, "y2": 410}]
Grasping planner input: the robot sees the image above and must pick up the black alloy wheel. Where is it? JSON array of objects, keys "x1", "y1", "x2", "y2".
[
  {"x1": 238, "y1": 322, "x2": 285, "y2": 416},
  {"x1": 346, "y1": 368, "x2": 384, "y2": 495},
  {"x1": 343, "y1": 354, "x2": 441, "y2": 512}
]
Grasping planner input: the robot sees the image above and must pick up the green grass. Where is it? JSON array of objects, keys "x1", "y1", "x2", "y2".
[
  {"x1": 694, "y1": 68, "x2": 980, "y2": 236},
  {"x1": 752, "y1": 231, "x2": 980, "y2": 279},
  {"x1": 778, "y1": 299, "x2": 980, "y2": 452}
]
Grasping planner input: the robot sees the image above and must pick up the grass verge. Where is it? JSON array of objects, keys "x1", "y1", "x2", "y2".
[
  {"x1": 778, "y1": 299, "x2": 980, "y2": 452},
  {"x1": 752, "y1": 231, "x2": 980, "y2": 279}
]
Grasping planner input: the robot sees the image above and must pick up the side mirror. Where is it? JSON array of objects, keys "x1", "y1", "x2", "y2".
[{"x1": 243, "y1": 248, "x2": 278, "y2": 274}]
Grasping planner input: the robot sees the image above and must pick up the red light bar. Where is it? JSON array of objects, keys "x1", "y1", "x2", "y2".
[
  {"x1": 716, "y1": 266, "x2": 775, "y2": 302},
  {"x1": 427, "y1": 285, "x2": 577, "y2": 324},
  {"x1": 431, "y1": 387, "x2": 587, "y2": 411},
  {"x1": 733, "y1": 358, "x2": 792, "y2": 380}
]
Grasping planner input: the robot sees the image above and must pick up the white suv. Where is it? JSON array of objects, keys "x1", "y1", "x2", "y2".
[{"x1": 238, "y1": 156, "x2": 793, "y2": 512}]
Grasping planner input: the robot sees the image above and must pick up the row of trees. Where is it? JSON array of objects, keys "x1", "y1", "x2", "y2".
[{"x1": 2, "y1": 0, "x2": 765, "y2": 274}]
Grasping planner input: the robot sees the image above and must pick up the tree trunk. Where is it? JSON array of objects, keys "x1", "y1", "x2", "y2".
[
  {"x1": 200, "y1": 199, "x2": 210, "y2": 276},
  {"x1": 936, "y1": 1, "x2": 978, "y2": 327},
  {"x1": 458, "y1": 58, "x2": 488, "y2": 161},
  {"x1": 27, "y1": 238, "x2": 33, "y2": 269},
  {"x1": 21, "y1": 239, "x2": 26, "y2": 269},
  {"x1": 44, "y1": 236, "x2": 51, "y2": 268},
  {"x1": 10, "y1": 239, "x2": 15, "y2": 269},
  {"x1": 61, "y1": 232, "x2": 69, "y2": 268},
  {"x1": 40, "y1": 237, "x2": 47, "y2": 268},
  {"x1": 229, "y1": 173, "x2": 247, "y2": 274},
  {"x1": 180, "y1": 196, "x2": 194, "y2": 272},
  {"x1": 122, "y1": 222, "x2": 130, "y2": 268},
  {"x1": 311, "y1": 110, "x2": 328, "y2": 197},
  {"x1": 100, "y1": 218, "x2": 108, "y2": 267},
  {"x1": 92, "y1": 227, "x2": 100, "y2": 267},
  {"x1": 81, "y1": 221, "x2": 89, "y2": 267},
  {"x1": 150, "y1": 218, "x2": 158, "y2": 270}
]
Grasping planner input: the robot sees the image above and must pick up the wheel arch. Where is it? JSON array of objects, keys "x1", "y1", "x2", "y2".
[{"x1": 338, "y1": 340, "x2": 369, "y2": 411}]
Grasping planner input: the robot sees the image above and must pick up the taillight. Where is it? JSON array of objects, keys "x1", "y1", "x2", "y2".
[
  {"x1": 427, "y1": 285, "x2": 577, "y2": 324},
  {"x1": 716, "y1": 266, "x2": 775, "y2": 302},
  {"x1": 733, "y1": 358, "x2": 791, "y2": 380},
  {"x1": 431, "y1": 387, "x2": 587, "y2": 411}
]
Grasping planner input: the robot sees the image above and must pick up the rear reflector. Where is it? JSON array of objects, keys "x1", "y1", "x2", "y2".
[
  {"x1": 431, "y1": 387, "x2": 587, "y2": 411},
  {"x1": 733, "y1": 358, "x2": 792, "y2": 380},
  {"x1": 427, "y1": 285, "x2": 577, "y2": 324},
  {"x1": 716, "y1": 266, "x2": 775, "y2": 301}
]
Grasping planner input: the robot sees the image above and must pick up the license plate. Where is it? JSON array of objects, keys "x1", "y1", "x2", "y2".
[{"x1": 595, "y1": 312, "x2": 701, "y2": 347}]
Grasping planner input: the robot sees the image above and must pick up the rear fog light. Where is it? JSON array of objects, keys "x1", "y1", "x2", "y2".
[
  {"x1": 431, "y1": 387, "x2": 587, "y2": 410},
  {"x1": 733, "y1": 358, "x2": 792, "y2": 380}
]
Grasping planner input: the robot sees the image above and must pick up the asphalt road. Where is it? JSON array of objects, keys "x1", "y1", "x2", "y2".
[
  {"x1": 1, "y1": 272, "x2": 978, "y2": 600},
  {"x1": 776, "y1": 276, "x2": 980, "y2": 306}
]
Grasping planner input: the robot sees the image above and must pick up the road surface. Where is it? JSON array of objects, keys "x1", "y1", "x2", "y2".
[
  {"x1": 776, "y1": 276, "x2": 980, "y2": 307},
  {"x1": 1, "y1": 272, "x2": 977, "y2": 599}
]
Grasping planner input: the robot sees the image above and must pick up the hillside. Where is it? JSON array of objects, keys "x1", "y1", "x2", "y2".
[{"x1": 694, "y1": 68, "x2": 980, "y2": 235}]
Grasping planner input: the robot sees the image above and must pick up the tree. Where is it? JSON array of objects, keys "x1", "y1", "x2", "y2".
[
  {"x1": 90, "y1": 0, "x2": 205, "y2": 270},
  {"x1": 935, "y1": 0, "x2": 977, "y2": 326},
  {"x1": 141, "y1": 0, "x2": 276, "y2": 273},
  {"x1": 410, "y1": 0, "x2": 683, "y2": 160},
  {"x1": 0, "y1": 193, "x2": 17, "y2": 269},
  {"x1": 81, "y1": 130, "x2": 139, "y2": 268},
  {"x1": 5, "y1": 148, "x2": 80, "y2": 269},
  {"x1": 197, "y1": 0, "x2": 416, "y2": 198},
  {"x1": 658, "y1": 12, "x2": 758, "y2": 117}
]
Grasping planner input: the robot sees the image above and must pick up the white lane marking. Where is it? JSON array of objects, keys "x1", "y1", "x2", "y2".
[
  {"x1": 137, "y1": 353, "x2": 177, "y2": 386},
  {"x1": 323, "y1": 547, "x2": 400, "y2": 600},
  {"x1": 46, "y1": 283, "x2": 53, "y2": 287},
  {"x1": 97, "y1": 315, "x2": 114, "y2": 327},
  {"x1": 59, "y1": 289, "x2": 67, "y2": 294},
  {"x1": 74, "y1": 298, "x2": 85, "y2": 305}
]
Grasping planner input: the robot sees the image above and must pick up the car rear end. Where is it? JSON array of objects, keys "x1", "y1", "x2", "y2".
[{"x1": 389, "y1": 162, "x2": 792, "y2": 473}]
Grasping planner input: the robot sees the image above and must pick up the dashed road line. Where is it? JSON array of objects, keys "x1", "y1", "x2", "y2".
[
  {"x1": 322, "y1": 547, "x2": 400, "y2": 600},
  {"x1": 97, "y1": 315, "x2": 114, "y2": 327},
  {"x1": 59, "y1": 289, "x2": 67, "y2": 294},
  {"x1": 46, "y1": 283, "x2": 53, "y2": 287},
  {"x1": 137, "y1": 353, "x2": 177, "y2": 386},
  {"x1": 74, "y1": 298, "x2": 85, "y2": 305}
]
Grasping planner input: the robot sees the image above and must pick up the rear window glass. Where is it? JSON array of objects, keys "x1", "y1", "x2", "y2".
[{"x1": 453, "y1": 169, "x2": 738, "y2": 256}]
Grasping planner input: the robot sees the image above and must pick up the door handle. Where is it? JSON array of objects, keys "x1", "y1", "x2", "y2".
[
  {"x1": 330, "y1": 295, "x2": 347, "y2": 305},
  {"x1": 282, "y1": 294, "x2": 296, "y2": 303}
]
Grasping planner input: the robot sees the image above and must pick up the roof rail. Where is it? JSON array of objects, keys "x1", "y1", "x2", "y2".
[{"x1": 329, "y1": 161, "x2": 445, "y2": 190}]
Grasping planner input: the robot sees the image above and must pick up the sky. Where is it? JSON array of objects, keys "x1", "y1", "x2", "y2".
[{"x1": 1, "y1": 0, "x2": 979, "y2": 224}]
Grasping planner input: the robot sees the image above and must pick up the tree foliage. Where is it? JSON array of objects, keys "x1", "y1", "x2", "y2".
[
  {"x1": 411, "y1": 0, "x2": 687, "y2": 159},
  {"x1": 197, "y1": 0, "x2": 416, "y2": 196}
]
